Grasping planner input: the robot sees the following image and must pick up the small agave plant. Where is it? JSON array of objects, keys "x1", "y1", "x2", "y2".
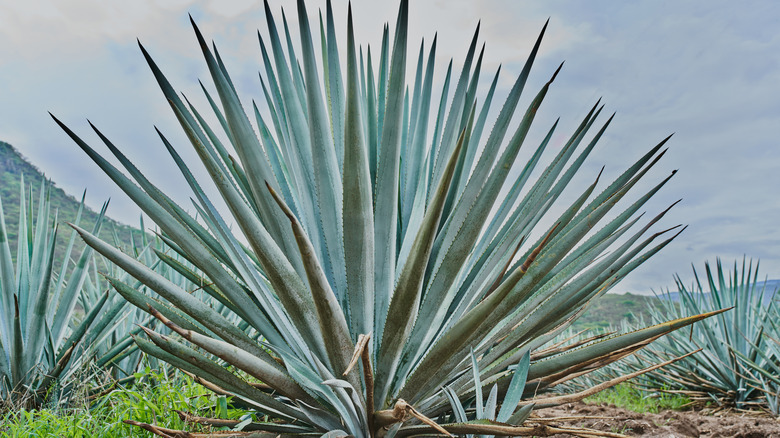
[
  {"x1": 55, "y1": 1, "x2": 720, "y2": 436},
  {"x1": 0, "y1": 178, "x2": 109, "y2": 409}
]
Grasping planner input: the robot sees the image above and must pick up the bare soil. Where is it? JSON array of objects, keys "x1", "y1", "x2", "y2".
[{"x1": 540, "y1": 401, "x2": 780, "y2": 437}]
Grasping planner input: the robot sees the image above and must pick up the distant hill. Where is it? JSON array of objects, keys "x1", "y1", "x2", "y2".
[
  {"x1": 572, "y1": 292, "x2": 661, "y2": 331},
  {"x1": 574, "y1": 279, "x2": 780, "y2": 333},
  {"x1": 0, "y1": 140, "x2": 140, "y2": 270}
]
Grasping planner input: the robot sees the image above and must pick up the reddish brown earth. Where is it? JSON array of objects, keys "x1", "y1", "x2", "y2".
[{"x1": 541, "y1": 401, "x2": 780, "y2": 437}]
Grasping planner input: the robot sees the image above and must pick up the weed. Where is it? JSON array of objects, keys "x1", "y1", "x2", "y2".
[{"x1": 0, "y1": 366, "x2": 251, "y2": 437}]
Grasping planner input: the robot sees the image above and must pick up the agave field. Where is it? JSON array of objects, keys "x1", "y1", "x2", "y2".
[
  {"x1": 567, "y1": 259, "x2": 780, "y2": 415},
  {"x1": 2, "y1": 0, "x2": 780, "y2": 437}
]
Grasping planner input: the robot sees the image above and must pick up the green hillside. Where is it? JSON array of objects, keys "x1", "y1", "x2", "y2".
[
  {"x1": 0, "y1": 140, "x2": 140, "y2": 268},
  {"x1": 571, "y1": 292, "x2": 660, "y2": 331}
]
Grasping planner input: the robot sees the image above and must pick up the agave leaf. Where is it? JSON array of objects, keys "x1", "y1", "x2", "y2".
[
  {"x1": 343, "y1": 5, "x2": 375, "y2": 339},
  {"x1": 23, "y1": 221, "x2": 57, "y2": 374},
  {"x1": 426, "y1": 21, "x2": 548, "y2": 271},
  {"x1": 27, "y1": 181, "x2": 49, "y2": 309},
  {"x1": 163, "y1": 97, "x2": 322, "y2": 358},
  {"x1": 256, "y1": 70, "x2": 293, "y2": 186},
  {"x1": 95, "y1": 330, "x2": 138, "y2": 369},
  {"x1": 15, "y1": 181, "x2": 30, "y2": 325},
  {"x1": 149, "y1": 306, "x2": 312, "y2": 404},
  {"x1": 11, "y1": 296, "x2": 23, "y2": 386},
  {"x1": 295, "y1": 0, "x2": 347, "y2": 298},
  {"x1": 190, "y1": 19, "x2": 302, "y2": 268},
  {"x1": 373, "y1": 0, "x2": 408, "y2": 343},
  {"x1": 324, "y1": 0, "x2": 345, "y2": 173},
  {"x1": 429, "y1": 59, "x2": 453, "y2": 181},
  {"x1": 527, "y1": 309, "x2": 728, "y2": 382},
  {"x1": 410, "y1": 64, "x2": 562, "y2": 368},
  {"x1": 71, "y1": 224, "x2": 265, "y2": 359},
  {"x1": 106, "y1": 276, "x2": 206, "y2": 335},
  {"x1": 135, "y1": 332, "x2": 302, "y2": 423},
  {"x1": 376, "y1": 23, "x2": 390, "y2": 142},
  {"x1": 399, "y1": 41, "x2": 425, "y2": 217},
  {"x1": 253, "y1": 101, "x2": 297, "y2": 211},
  {"x1": 153, "y1": 249, "x2": 243, "y2": 319},
  {"x1": 429, "y1": 23, "x2": 479, "y2": 193},
  {"x1": 507, "y1": 403, "x2": 534, "y2": 425},
  {"x1": 261, "y1": 0, "x2": 322, "y2": 261},
  {"x1": 52, "y1": 290, "x2": 110, "y2": 370},
  {"x1": 365, "y1": 46, "x2": 379, "y2": 187},
  {"x1": 189, "y1": 91, "x2": 256, "y2": 209},
  {"x1": 0, "y1": 335, "x2": 10, "y2": 385},
  {"x1": 442, "y1": 386, "x2": 468, "y2": 422},
  {"x1": 400, "y1": 36, "x2": 437, "y2": 232},
  {"x1": 281, "y1": 9, "x2": 308, "y2": 114},
  {"x1": 399, "y1": 67, "x2": 562, "y2": 402},
  {"x1": 52, "y1": 115, "x2": 255, "y2": 325},
  {"x1": 0, "y1": 196, "x2": 15, "y2": 323},
  {"x1": 266, "y1": 183, "x2": 358, "y2": 391},
  {"x1": 49, "y1": 191, "x2": 86, "y2": 317},
  {"x1": 456, "y1": 65, "x2": 499, "y2": 193},
  {"x1": 297, "y1": 402, "x2": 344, "y2": 435},
  {"x1": 471, "y1": 348, "x2": 483, "y2": 419},
  {"x1": 376, "y1": 129, "x2": 466, "y2": 407},
  {"x1": 461, "y1": 42, "x2": 485, "y2": 129},
  {"x1": 440, "y1": 102, "x2": 477, "y2": 225},
  {"x1": 50, "y1": 199, "x2": 108, "y2": 344},
  {"x1": 496, "y1": 350, "x2": 529, "y2": 423}
]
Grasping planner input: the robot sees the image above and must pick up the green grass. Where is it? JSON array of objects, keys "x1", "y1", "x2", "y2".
[
  {"x1": 0, "y1": 367, "x2": 253, "y2": 437},
  {"x1": 0, "y1": 369, "x2": 693, "y2": 436},
  {"x1": 584, "y1": 382, "x2": 692, "y2": 414}
]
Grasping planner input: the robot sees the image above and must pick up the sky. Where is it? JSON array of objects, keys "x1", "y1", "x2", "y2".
[{"x1": 0, "y1": 0, "x2": 779, "y2": 294}]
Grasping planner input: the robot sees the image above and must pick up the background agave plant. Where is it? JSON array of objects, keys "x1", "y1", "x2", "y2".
[
  {"x1": 631, "y1": 259, "x2": 779, "y2": 411},
  {"x1": 0, "y1": 177, "x2": 110, "y2": 409},
  {"x1": 79, "y1": 223, "x2": 249, "y2": 384},
  {"x1": 54, "y1": 0, "x2": 718, "y2": 436}
]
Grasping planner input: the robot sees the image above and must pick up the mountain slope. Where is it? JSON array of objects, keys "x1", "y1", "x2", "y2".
[{"x1": 1, "y1": 140, "x2": 140, "y2": 268}]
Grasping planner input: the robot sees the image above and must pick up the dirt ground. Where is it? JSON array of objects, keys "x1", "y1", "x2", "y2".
[{"x1": 540, "y1": 401, "x2": 780, "y2": 437}]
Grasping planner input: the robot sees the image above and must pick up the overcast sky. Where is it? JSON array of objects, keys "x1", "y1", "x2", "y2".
[{"x1": 1, "y1": 0, "x2": 778, "y2": 294}]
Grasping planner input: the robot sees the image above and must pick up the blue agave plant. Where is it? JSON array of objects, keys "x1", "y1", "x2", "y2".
[{"x1": 53, "y1": 1, "x2": 718, "y2": 435}]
